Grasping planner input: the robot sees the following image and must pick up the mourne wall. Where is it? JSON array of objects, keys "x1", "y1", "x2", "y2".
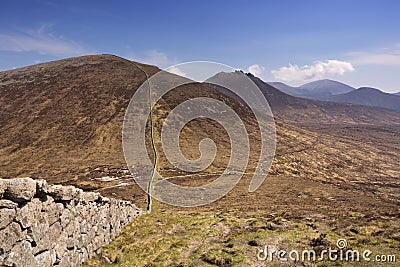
[{"x1": 0, "y1": 178, "x2": 142, "y2": 266}]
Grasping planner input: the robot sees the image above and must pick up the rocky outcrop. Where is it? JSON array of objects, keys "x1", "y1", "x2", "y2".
[{"x1": 0, "y1": 178, "x2": 142, "y2": 266}]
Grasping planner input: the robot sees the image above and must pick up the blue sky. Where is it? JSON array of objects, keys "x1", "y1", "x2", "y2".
[{"x1": 1, "y1": 0, "x2": 399, "y2": 92}]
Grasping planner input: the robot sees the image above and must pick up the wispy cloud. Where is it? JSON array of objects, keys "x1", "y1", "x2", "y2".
[
  {"x1": 247, "y1": 64, "x2": 265, "y2": 77},
  {"x1": 271, "y1": 60, "x2": 354, "y2": 82},
  {"x1": 166, "y1": 66, "x2": 187, "y2": 77},
  {"x1": 350, "y1": 52, "x2": 400, "y2": 66},
  {"x1": 348, "y1": 45, "x2": 400, "y2": 66},
  {"x1": 127, "y1": 50, "x2": 178, "y2": 68},
  {"x1": 0, "y1": 24, "x2": 89, "y2": 56}
]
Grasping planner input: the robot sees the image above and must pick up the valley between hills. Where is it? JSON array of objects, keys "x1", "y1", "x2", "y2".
[{"x1": 0, "y1": 55, "x2": 399, "y2": 266}]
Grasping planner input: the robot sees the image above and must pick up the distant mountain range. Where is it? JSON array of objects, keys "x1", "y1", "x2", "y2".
[
  {"x1": 320, "y1": 87, "x2": 400, "y2": 111},
  {"x1": 269, "y1": 80, "x2": 400, "y2": 111},
  {"x1": 269, "y1": 79, "x2": 355, "y2": 99}
]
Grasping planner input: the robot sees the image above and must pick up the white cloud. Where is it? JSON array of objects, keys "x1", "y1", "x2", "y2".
[
  {"x1": 271, "y1": 60, "x2": 354, "y2": 82},
  {"x1": 166, "y1": 66, "x2": 187, "y2": 77},
  {"x1": 247, "y1": 64, "x2": 265, "y2": 77},
  {"x1": 0, "y1": 24, "x2": 89, "y2": 56}
]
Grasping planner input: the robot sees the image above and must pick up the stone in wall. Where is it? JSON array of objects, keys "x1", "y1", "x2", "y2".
[{"x1": 0, "y1": 178, "x2": 142, "y2": 267}]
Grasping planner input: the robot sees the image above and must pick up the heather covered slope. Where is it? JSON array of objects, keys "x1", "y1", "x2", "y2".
[
  {"x1": 0, "y1": 55, "x2": 156, "y2": 181},
  {"x1": 0, "y1": 55, "x2": 399, "y2": 202}
]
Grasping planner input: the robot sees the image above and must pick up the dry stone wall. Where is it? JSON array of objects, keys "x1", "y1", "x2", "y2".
[{"x1": 0, "y1": 178, "x2": 142, "y2": 266}]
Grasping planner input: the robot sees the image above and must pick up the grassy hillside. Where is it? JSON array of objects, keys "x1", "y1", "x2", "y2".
[{"x1": 1, "y1": 55, "x2": 399, "y2": 266}]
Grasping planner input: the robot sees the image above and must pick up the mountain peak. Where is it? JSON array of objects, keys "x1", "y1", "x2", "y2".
[
  {"x1": 356, "y1": 87, "x2": 384, "y2": 93},
  {"x1": 299, "y1": 79, "x2": 354, "y2": 91}
]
